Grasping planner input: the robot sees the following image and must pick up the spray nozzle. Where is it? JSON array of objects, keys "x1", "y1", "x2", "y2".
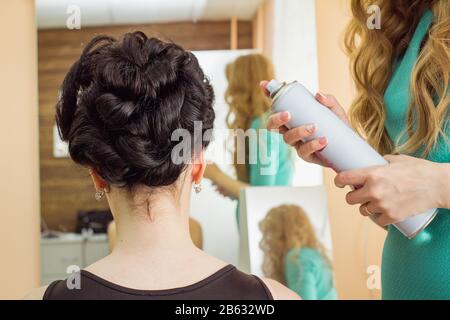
[
  {"x1": 261, "y1": 79, "x2": 284, "y2": 98},
  {"x1": 260, "y1": 81, "x2": 270, "y2": 97}
]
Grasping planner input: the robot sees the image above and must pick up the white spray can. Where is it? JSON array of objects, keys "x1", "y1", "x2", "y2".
[{"x1": 264, "y1": 80, "x2": 437, "y2": 239}]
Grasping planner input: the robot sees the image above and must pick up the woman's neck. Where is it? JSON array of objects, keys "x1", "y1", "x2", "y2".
[
  {"x1": 85, "y1": 186, "x2": 228, "y2": 290},
  {"x1": 109, "y1": 192, "x2": 196, "y2": 259}
]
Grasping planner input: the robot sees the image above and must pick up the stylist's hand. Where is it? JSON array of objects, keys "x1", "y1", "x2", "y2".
[
  {"x1": 335, "y1": 155, "x2": 449, "y2": 226},
  {"x1": 265, "y1": 87, "x2": 350, "y2": 167}
]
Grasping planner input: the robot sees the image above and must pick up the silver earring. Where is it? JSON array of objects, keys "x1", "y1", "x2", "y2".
[
  {"x1": 193, "y1": 183, "x2": 202, "y2": 194},
  {"x1": 95, "y1": 189, "x2": 105, "y2": 201}
]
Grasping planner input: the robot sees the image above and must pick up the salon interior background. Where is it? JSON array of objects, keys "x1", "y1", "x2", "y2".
[{"x1": 0, "y1": 0, "x2": 385, "y2": 299}]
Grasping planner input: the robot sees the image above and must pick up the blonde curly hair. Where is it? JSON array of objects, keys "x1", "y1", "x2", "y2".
[
  {"x1": 345, "y1": 0, "x2": 449, "y2": 156},
  {"x1": 259, "y1": 204, "x2": 331, "y2": 284}
]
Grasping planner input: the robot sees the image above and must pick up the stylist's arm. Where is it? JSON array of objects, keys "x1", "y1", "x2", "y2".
[{"x1": 266, "y1": 92, "x2": 450, "y2": 226}]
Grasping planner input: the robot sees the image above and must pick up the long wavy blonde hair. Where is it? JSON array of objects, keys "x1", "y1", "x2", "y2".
[
  {"x1": 259, "y1": 205, "x2": 331, "y2": 284},
  {"x1": 345, "y1": 0, "x2": 449, "y2": 156},
  {"x1": 225, "y1": 54, "x2": 275, "y2": 182}
]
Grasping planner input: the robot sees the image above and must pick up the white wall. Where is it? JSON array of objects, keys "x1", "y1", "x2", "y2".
[
  {"x1": 271, "y1": 0, "x2": 323, "y2": 187},
  {"x1": 0, "y1": 0, "x2": 40, "y2": 298},
  {"x1": 36, "y1": 0, "x2": 264, "y2": 29}
]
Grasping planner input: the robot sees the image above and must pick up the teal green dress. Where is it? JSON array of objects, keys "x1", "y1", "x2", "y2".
[
  {"x1": 248, "y1": 115, "x2": 295, "y2": 186},
  {"x1": 284, "y1": 248, "x2": 338, "y2": 300},
  {"x1": 382, "y1": 10, "x2": 450, "y2": 300},
  {"x1": 236, "y1": 114, "x2": 295, "y2": 223}
]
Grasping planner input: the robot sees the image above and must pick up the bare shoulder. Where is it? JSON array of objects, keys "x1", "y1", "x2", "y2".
[
  {"x1": 261, "y1": 278, "x2": 301, "y2": 300},
  {"x1": 23, "y1": 286, "x2": 48, "y2": 300}
]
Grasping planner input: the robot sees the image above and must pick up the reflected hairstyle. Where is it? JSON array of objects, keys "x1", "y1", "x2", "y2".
[{"x1": 259, "y1": 205, "x2": 331, "y2": 284}]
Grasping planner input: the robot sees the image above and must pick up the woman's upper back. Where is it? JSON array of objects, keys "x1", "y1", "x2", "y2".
[{"x1": 43, "y1": 265, "x2": 273, "y2": 300}]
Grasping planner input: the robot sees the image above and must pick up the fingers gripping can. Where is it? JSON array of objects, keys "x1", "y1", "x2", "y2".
[{"x1": 264, "y1": 79, "x2": 437, "y2": 239}]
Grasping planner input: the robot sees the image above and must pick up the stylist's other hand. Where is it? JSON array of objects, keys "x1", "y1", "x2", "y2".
[
  {"x1": 265, "y1": 88, "x2": 350, "y2": 167},
  {"x1": 335, "y1": 155, "x2": 447, "y2": 226}
]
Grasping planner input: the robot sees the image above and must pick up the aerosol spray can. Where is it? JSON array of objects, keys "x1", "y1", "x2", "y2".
[{"x1": 264, "y1": 80, "x2": 437, "y2": 239}]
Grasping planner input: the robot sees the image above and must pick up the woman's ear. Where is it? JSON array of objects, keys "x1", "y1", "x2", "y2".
[
  {"x1": 89, "y1": 168, "x2": 109, "y2": 191},
  {"x1": 191, "y1": 150, "x2": 206, "y2": 184}
]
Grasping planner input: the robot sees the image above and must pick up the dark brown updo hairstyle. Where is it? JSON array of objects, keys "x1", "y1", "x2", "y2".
[{"x1": 56, "y1": 32, "x2": 215, "y2": 189}]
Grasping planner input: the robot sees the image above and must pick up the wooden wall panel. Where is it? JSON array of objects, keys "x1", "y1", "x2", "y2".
[{"x1": 39, "y1": 21, "x2": 253, "y2": 231}]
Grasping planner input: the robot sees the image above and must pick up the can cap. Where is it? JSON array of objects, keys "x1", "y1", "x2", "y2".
[
  {"x1": 266, "y1": 80, "x2": 283, "y2": 97},
  {"x1": 260, "y1": 81, "x2": 270, "y2": 97}
]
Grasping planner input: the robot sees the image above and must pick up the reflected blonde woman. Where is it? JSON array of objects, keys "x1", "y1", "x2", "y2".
[
  {"x1": 205, "y1": 54, "x2": 295, "y2": 220},
  {"x1": 260, "y1": 205, "x2": 337, "y2": 300}
]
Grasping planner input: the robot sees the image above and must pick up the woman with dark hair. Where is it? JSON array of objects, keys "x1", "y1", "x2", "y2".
[{"x1": 25, "y1": 32, "x2": 298, "y2": 300}]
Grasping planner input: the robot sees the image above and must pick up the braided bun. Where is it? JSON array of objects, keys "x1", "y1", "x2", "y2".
[{"x1": 56, "y1": 32, "x2": 215, "y2": 188}]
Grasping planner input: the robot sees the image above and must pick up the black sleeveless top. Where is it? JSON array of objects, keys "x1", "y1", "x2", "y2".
[{"x1": 43, "y1": 265, "x2": 273, "y2": 300}]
